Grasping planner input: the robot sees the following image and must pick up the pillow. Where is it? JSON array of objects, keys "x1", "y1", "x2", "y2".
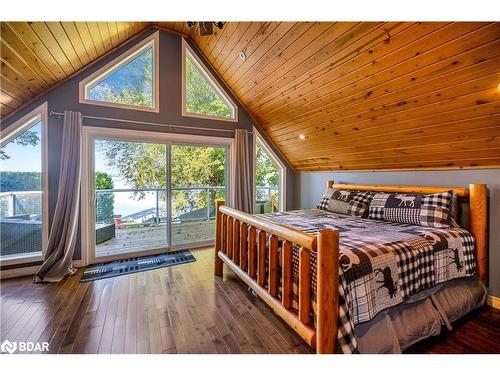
[
  {"x1": 368, "y1": 191, "x2": 453, "y2": 228},
  {"x1": 317, "y1": 188, "x2": 375, "y2": 217}
]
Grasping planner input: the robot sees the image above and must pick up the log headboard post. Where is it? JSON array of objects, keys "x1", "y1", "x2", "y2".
[
  {"x1": 469, "y1": 184, "x2": 488, "y2": 286},
  {"x1": 327, "y1": 180, "x2": 335, "y2": 188}
]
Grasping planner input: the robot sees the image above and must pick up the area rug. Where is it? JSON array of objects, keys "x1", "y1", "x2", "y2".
[{"x1": 80, "y1": 250, "x2": 196, "y2": 282}]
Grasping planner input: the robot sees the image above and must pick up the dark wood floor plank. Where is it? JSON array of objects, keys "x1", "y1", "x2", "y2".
[{"x1": 1, "y1": 248, "x2": 499, "y2": 354}]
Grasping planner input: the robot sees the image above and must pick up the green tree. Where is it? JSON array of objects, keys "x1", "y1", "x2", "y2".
[
  {"x1": 171, "y1": 146, "x2": 225, "y2": 217},
  {"x1": 95, "y1": 171, "x2": 114, "y2": 223},
  {"x1": 255, "y1": 141, "x2": 279, "y2": 187},
  {"x1": 185, "y1": 55, "x2": 231, "y2": 118},
  {"x1": 96, "y1": 141, "x2": 226, "y2": 218},
  {"x1": 255, "y1": 141, "x2": 280, "y2": 211},
  {"x1": 90, "y1": 49, "x2": 153, "y2": 108}
]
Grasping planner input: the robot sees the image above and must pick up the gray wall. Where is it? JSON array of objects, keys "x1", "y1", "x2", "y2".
[
  {"x1": 298, "y1": 169, "x2": 500, "y2": 297},
  {"x1": 1, "y1": 27, "x2": 297, "y2": 264}
]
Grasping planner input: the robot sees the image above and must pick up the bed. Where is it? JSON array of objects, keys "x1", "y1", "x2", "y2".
[{"x1": 213, "y1": 181, "x2": 488, "y2": 353}]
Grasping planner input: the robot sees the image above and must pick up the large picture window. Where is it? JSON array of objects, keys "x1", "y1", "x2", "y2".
[
  {"x1": 182, "y1": 39, "x2": 237, "y2": 122},
  {"x1": 0, "y1": 103, "x2": 48, "y2": 262},
  {"x1": 79, "y1": 32, "x2": 159, "y2": 112}
]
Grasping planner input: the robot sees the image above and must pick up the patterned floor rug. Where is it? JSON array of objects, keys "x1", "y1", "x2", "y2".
[{"x1": 80, "y1": 250, "x2": 196, "y2": 282}]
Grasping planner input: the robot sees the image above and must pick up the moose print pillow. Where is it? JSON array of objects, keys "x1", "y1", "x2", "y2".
[
  {"x1": 368, "y1": 191, "x2": 453, "y2": 228},
  {"x1": 317, "y1": 188, "x2": 375, "y2": 217}
]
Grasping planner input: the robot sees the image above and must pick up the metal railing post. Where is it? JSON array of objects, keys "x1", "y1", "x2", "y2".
[
  {"x1": 155, "y1": 189, "x2": 160, "y2": 225},
  {"x1": 206, "y1": 187, "x2": 211, "y2": 221},
  {"x1": 8, "y1": 193, "x2": 15, "y2": 216}
]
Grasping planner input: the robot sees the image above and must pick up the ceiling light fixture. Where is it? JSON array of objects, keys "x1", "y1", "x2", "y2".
[
  {"x1": 186, "y1": 22, "x2": 224, "y2": 37},
  {"x1": 298, "y1": 134, "x2": 306, "y2": 140},
  {"x1": 239, "y1": 51, "x2": 247, "y2": 61}
]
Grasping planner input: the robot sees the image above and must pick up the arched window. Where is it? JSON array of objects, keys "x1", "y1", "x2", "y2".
[
  {"x1": 79, "y1": 32, "x2": 159, "y2": 112},
  {"x1": 182, "y1": 39, "x2": 237, "y2": 122}
]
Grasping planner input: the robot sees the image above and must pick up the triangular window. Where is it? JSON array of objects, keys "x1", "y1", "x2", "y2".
[
  {"x1": 80, "y1": 33, "x2": 159, "y2": 112},
  {"x1": 183, "y1": 40, "x2": 237, "y2": 121}
]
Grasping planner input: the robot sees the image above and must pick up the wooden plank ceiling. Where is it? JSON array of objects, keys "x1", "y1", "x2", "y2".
[{"x1": 2, "y1": 22, "x2": 500, "y2": 171}]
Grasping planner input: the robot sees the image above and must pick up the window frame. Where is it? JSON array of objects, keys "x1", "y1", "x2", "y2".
[
  {"x1": 253, "y1": 127, "x2": 286, "y2": 213},
  {"x1": 0, "y1": 102, "x2": 49, "y2": 266},
  {"x1": 181, "y1": 38, "x2": 238, "y2": 123},
  {"x1": 80, "y1": 126, "x2": 233, "y2": 266},
  {"x1": 79, "y1": 32, "x2": 160, "y2": 113}
]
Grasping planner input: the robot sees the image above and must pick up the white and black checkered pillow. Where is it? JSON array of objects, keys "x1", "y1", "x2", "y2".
[
  {"x1": 368, "y1": 191, "x2": 453, "y2": 228},
  {"x1": 317, "y1": 188, "x2": 375, "y2": 217}
]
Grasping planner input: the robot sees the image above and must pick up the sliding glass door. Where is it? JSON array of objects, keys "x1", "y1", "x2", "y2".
[
  {"x1": 171, "y1": 144, "x2": 226, "y2": 246},
  {"x1": 94, "y1": 139, "x2": 168, "y2": 258},
  {"x1": 86, "y1": 129, "x2": 228, "y2": 263}
]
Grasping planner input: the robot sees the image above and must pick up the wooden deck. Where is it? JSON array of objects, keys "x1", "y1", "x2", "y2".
[
  {"x1": 96, "y1": 220, "x2": 215, "y2": 256},
  {"x1": 1, "y1": 247, "x2": 499, "y2": 354}
]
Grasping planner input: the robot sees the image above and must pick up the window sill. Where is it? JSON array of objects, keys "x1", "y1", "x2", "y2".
[{"x1": 0, "y1": 252, "x2": 43, "y2": 267}]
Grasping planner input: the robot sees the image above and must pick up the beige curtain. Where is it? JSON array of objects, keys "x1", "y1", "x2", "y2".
[
  {"x1": 230, "y1": 129, "x2": 252, "y2": 212},
  {"x1": 34, "y1": 111, "x2": 82, "y2": 283}
]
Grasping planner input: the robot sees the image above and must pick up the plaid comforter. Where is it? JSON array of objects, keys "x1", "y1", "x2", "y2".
[{"x1": 259, "y1": 209, "x2": 476, "y2": 353}]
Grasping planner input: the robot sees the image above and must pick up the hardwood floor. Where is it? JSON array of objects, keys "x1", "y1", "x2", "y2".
[{"x1": 1, "y1": 247, "x2": 499, "y2": 354}]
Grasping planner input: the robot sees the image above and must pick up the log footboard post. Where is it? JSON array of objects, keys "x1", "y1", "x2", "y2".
[
  {"x1": 214, "y1": 200, "x2": 225, "y2": 276},
  {"x1": 316, "y1": 229, "x2": 339, "y2": 354}
]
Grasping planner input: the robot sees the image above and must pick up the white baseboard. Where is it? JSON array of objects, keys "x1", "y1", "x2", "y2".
[{"x1": 487, "y1": 295, "x2": 500, "y2": 310}]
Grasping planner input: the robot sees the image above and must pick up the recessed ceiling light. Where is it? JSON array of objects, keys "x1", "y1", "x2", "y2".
[
  {"x1": 239, "y1": 51, "x2": 247, "y2": 61},
  {"x1": 298, "y1": 134, "x2": 306, "y2": 140}
]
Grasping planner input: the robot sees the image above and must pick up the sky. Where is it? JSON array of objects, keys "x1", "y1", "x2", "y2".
[{"x1": 0, "y1": 121, "x2": 42, "y2": 172}]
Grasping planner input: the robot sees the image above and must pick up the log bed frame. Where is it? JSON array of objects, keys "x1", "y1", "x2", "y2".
[{"x1": 214, "y1": 181, "x2": 488, "y2": 353}]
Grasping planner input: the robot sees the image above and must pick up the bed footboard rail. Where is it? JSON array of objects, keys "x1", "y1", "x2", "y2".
[{"x1": 214, "y1": 200, "x2": 339, "y2": 353}]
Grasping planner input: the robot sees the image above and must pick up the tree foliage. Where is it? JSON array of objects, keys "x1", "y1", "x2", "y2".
[
  {"x1": 95, "y1": 171, "x2": 114, "y2": 223},
  {"x1": 255, "y1": 141, "x2": 280, "y2": 212},
  {"x1": 96, "y1": 141, "x2": 226, "y2": 217},
  {"x1": 255, "y1": 141, "x2": 279, "y2": 187},
  {"x1": 185, "y1": 55, "x2": 231, "y2": 118},
  {"x1": 171, "y1": 146, "x2": 225, "y2": 217},
  {"x1": 88, "y1": 49, "x2": 153, "y2": 108}
]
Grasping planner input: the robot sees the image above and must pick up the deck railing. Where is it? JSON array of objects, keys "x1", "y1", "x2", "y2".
[
  {"x1": 0, "y1": 185, "x2": 279, "y2": 222},
  {"x1": 95, "y1": 185, "x2": 279, "y2": 223},
  {"x1": 0, "y1": 191, "x2": 42, "y2": 218}
]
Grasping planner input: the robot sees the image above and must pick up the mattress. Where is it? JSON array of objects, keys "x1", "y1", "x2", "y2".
[
  {"x1": 259, "y1": 209, "x2": 477, "y2": 353},
  {"x1": 354, "y1": 276, "x2": 487, "y2": 353}
]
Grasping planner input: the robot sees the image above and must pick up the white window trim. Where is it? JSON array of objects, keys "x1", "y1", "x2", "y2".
[
  {"x1": 0, "y1": 102, "x2": 49, "y2": 266},
  {"x1": 253, "y1": 127, "x2": 286, "y2": 213},
  {"x1": 80, "y1": 126, "x2": 233, "y2": 266},
  {"x1": 181, "y1": 38, "x2": 238, "y2": 123},
  {"x1": 79, "y1": 32, "x2": 160, "y2": 113}
]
